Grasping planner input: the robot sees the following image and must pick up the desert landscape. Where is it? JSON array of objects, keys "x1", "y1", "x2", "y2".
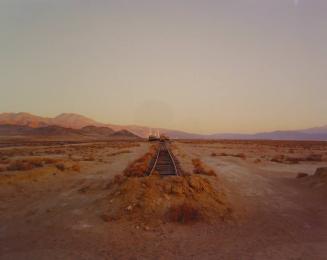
[
  {"x1": 1, "y1": 1, "x2": 327, "y2": 259},
  {"x1": 1, "y1": 134, "x2": 326, "y2": 259}
]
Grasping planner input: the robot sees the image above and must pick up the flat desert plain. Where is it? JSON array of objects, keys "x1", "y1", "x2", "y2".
[{"x1": 0, "y1": 139, "x2": 327, "y2": 259}]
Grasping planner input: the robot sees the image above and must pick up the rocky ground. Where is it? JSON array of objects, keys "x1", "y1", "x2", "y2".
[{"x1": 0, "y1": 139, "x2": 326, "y2": 259}]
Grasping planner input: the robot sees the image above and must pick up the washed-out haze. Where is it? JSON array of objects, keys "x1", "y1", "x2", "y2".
[{"x1": 1, "y1": 0, "x2": 326, "y2": 134}]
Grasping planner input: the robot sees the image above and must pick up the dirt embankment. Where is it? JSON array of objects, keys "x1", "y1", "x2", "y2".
[
  {"x1": 98, "y1": 142, "x2": 235, "y2": 227},
  {"x1": 101, "y1": 174, "x2": 232, "y2": 226}
]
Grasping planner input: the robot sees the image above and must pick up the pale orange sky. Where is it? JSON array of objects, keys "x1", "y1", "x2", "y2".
[{"x1": 0, "y1": 0, "x2": 326, "y2": 134}]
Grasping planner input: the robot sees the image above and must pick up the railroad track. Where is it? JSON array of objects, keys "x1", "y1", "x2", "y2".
[{"x1": 149, "y1": 142, "x2": 180, "y2": 176}]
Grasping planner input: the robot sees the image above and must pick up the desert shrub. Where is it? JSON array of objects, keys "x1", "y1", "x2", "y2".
[
  {"x1": 192, "y1": 159, "x2": 216, "y2": 176},
  {"x1": 211, "y1": 153, "x2": 233, "y2": 157},
  {"x1": 56, "y1": 163, "x2": 66, "y2": 171},
  {"x1": 27, "y1": 158, "x2": 44, "y2": 168},
  {"x1": 43, "y1": 158, "x2": 59, "y2": 164},
  {"x1": 5, "y1": 157, "x2": 60, "y2": 171},
  {"x1": 108, "y1": 150, "x2": 131, "y2": 157},
  {"x1": 124, "y1": 145, "x2": 157, "y2": 177},
  {"x1": 305, "y1": 154, "x2": 323, "y2": 162},
  {"x1": 0, "y1": 158, "x2": 11, "y2": 165},
  {"x1": 165, "y1": 203, "x2": 200, "y2": 224},
  {"x1": 124, "y1": 156, "x2": 150, "y2": 177},
  {"x1": 210, "y1": 152, "x2": 229, "y2": 157},
  {"x1": 284, "y1": 157, "x2": 301, "y2": 164},
  {"x1": 105, "y1": 174, "x2": 127, "y2": 189},
  {"x1": 235, "y1": 153, "x2": 246, "y2": 159},
  {"x1": 84, "y1": 156, "x2": 95, "y2": 161},
  {"x1": 114, "y1": 174, "x2": 127, "y2": 185},
  {"x1": 271, "y1": 155, "x2": 285, "y2": 163},
  {"x1": 297, "y1": 173, "x2": 309, "y2": 179},
  {"x1": 7, "y1": 160, "x2": 34, "y2": 171},
  {"x1": 6, "y1": 157, "x2": 59, "y2": 171},
  {"x1": 71, "y1": 164, "x2": 81, "y2": 172},
  {"x1": 314, "y1": 167, "x2": 327, "y2": 178},
  {"x1": 278, "y1": 154, "x2": 323, "y2": 164}
]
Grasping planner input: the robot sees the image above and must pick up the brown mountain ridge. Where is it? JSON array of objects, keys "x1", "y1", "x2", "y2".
[
  {"x1": 0, "y1": 124, "x2": 141, "y2": 140},
  {"x1": 0, "y1": 112, "x2": 152, "y2": 138}
]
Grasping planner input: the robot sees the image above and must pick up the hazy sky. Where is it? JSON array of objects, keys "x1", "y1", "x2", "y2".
[{"x1": 1, "y1": 0, "x2": 326, "y2": 134}]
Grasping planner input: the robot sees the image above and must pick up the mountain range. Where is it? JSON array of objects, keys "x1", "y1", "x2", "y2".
[
  {"x1": 0, "y1": 124, "x2": 140, "y2": 140},
  {"x1": 0, "y1": 112, "x2": 327, "y2": 141}
]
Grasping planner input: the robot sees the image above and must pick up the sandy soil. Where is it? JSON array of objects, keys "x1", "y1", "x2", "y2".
[{"x1": 1, "y1": 140, "x2": 326, "y2": 259}]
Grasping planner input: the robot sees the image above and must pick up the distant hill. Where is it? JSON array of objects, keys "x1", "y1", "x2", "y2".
[
  {"x1": 31, "y1": 125, "x2": 81, "y2": 136},
  {"x1": 1, "y1": 112, "x2": 327, "y2": 141},
  {"x1": 0, "y1": 112, "x2": 112, "y2": 129},
  {"x1": 0, "y1": 125, "x2": 33, "y2": 136},
  {"x1": 301, "y1": 125, "x2": 327, "y2": 134},
  {"x1": 80, "y1": 125, "x2": 115, "y2": 136},
  {"x1": 52, "y1": 113, "x2": 105, "y2": 129},
  {"x1": 0, "y1": 113, "x2": 50, "y2": 128},
  {"x1": 0, "y1": 124, "x2": 141, "y2": 139},
  {"x1": 0, "y1": 124, "x2": 80, "y2": 136},
  {"x1": 109, "y1": 130, "x2": 141, "y2": 139}
]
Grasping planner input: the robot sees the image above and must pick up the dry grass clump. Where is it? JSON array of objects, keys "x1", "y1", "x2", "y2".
[
  {"x1": 298, "y1": 167, "x2": 327, "y2": 188},
  {"x1": 211, "y1": 152, "x2": 228, "y2": 157},
  {"x1": 305, "y1": 154, "x2": 323, "y2": 162},
  {"x1": 7, "y1": 161, "x2": 33, "y2": 171},
  {"x1": 113, "y1": 174, "x2": 127, "y2": 185},
  {"x1": 192, "y1": 159, "x2": 216, "y2": 176},
  {"x1": 235, "y1": 153, "x2": 246, "y2": 159},
  {"x1": 271, "y1": 155, "x2": 286, "y2": 163},
  {"x1": 44, "y1": 149, "x2": 66, "y2": 155},
  {"x1": 123, "y1": 145, "x2": 157, "y2": 177},
  {"x1": 211, "y1": 152, "x2": 245, "y2": 159},
  {"x1": 56, "y1": 163, "x2": 66, "y2": 171},
  {"x1": 84, "y1": 156, "x2": 95, "y2": 161},
  {"x1": 71, "y1": 164, "x2": 81, "y2": 172},
  {"x1": 271, "y1": 153, "x2": 324, "y2": 164},
  {"x1": 286, "y1": 154, "x2": 322, "y2": 164},
  {"x1": 0, "y1": 157, "x2": 11, "y2": 165},
  {"x1": 103, "y1": 175, "x2": 232, "y2": 224},
  {"x1": 165, "y1": 203, "x2": 200, "y2": 224},
  {"x1": 285, "y1": 157, "x2": 301, "y2": 164},
  {"x1": 42, "y1": 158, "x2": 60, "y2": 164},
  {"x1": 7, "y1": 160, "x2": 38, "y2": 171},
  {"x1": 6, "y1": 157, "x2": 59, "y2": 171},
  {"x1": 297, "y1": 173, "x2": 309, "y2": 179},
  {"x1": 314, "y1": 167, "x2": 327, "y2": 180},
  {"x1": 108, "y1": 150, "x2": 131, "y2": 157}
]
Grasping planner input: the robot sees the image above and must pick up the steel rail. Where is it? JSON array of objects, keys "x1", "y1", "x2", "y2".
[{"x1": 149, "y1": 142, "x2": 178, "y2": 176}]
